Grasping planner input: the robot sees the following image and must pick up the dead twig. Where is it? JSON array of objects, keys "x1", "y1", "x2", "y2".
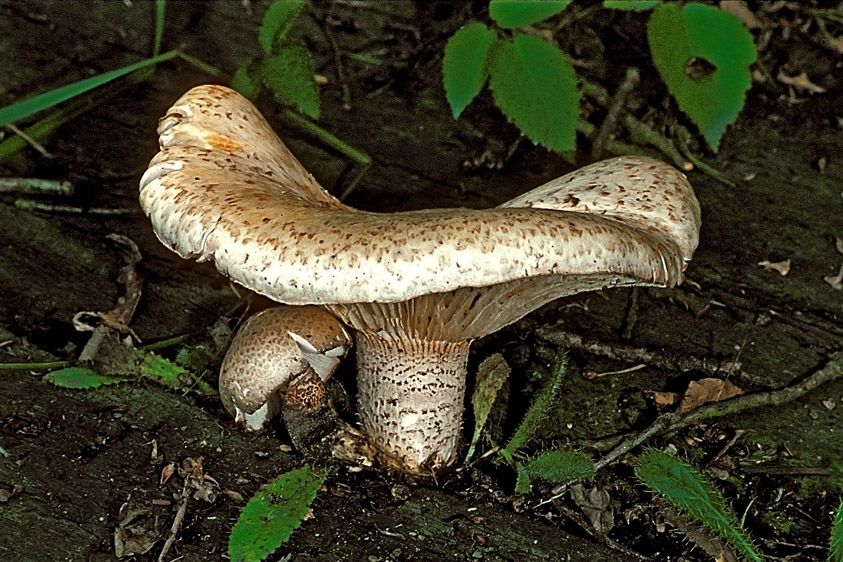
[
  {"x1": 157, "y1": 476, "x2": 190, "y2": 562},
  {"x1": 0, "y1": 177, "x2": 73, "y2": 195},
  {"x1": 535, "y1": 352, "x2": 843, "y2": 508},
  {"x1": 591, "y1": 68, "x2": 640, "y2": 160}
]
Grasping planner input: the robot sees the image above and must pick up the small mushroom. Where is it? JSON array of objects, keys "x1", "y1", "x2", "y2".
[
  {"x1": 219, "y1": 305, "x2": 351, "y2": 430},
  {"x1": 140, "y1": 85, "x2": 701, "y2": 474}
]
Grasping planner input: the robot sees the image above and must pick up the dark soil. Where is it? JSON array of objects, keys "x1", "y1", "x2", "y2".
[{"x1": 1, "y1": 2, "x2": 842, "y2": 561}]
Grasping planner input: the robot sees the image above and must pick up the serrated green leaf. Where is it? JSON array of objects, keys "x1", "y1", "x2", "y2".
[
  {"x1": 490, "y1": 1, "x2": 571, "y2": 29},
  {"x1": 140, "y1": 353, "x2": 187, "y2": 388},
  {"x1": 603, "y1": 1, "x2": 659, "y2": 11},
  {"x1": 504, "y1": 352, "x2": 567, "y2": 454},
  {"x1": 514, "y1": 461, "x2": 532, "y2": 494},
  {"x1": 232, "y1": 57, "x2": 263, "y2": 99},
  {"x1": 636, "y1": 449, "x2": 761, "y2": 562},
  {"x1": 259, "y1": 1, "x2": 305, "y2": 55},
  {"x1": 831, "y1": 498, "x2": 843, "y2": 562},
  {"x1": 443, "y1": 23, "x2": 497, "y2": 118},
  {"x1": 488, "y1": 35, "x2": 578, "y2": 152},
  {"x1": 527, "y1": 450, "x2": 595, "y2": 484},
  {"x1": 262, "y1": 44, "x2": 320, "y2": 118},
  {"x1": 647, "y1": 2, "x2": 756, "y2": 150},
  {"x1": 44, "y1": 367, "x2": 125, "y2": 389},
  {"x1": 229, "y1": 466, "x2": 328, "y2": 562},
  {"x1": 466, "y1": 354, "x2": 510, "y2": 461}
]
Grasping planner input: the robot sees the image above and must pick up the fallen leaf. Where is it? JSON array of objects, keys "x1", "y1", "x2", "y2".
[
  {"x1": 570, "y1": 483, "x2": 614, "y2": 535},
  {"x1": 835, "y1": 237, "x2": 843, "y2": 255},
  {"x1": 757, "y1": 259, "x2": 790, "y2": 276},
  {"x1": 776, "y1": 70, "x2": 826, "y2": 94},
  {"x1": 822, "y1": 399, "x2": 835, "y2": 411},
  {"x1": 824, "y1": 264, "x2": 843, "y2": 290},
  {"x1": 650, "y1": 391, "x2": 679, "y2": 410},
  {"x1": 719, "y1": 1, "x2": 761, "y2": 30},
  {"x1": 676, "y1": 378, "x2": 744, "y2": 414}
]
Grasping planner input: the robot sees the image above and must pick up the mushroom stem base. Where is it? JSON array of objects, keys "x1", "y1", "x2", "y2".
[{"x1": 354, "y1": 332, "x2": 470, "y2": 474}]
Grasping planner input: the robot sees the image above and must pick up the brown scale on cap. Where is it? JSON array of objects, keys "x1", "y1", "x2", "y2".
[{"x1": 140, "y1": 85, "x2": 701, "y2": 474}]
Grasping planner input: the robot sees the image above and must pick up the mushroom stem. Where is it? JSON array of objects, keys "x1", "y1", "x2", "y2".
[{"x1": 354, "y1": 331, "x2": 470, "y2": 474}]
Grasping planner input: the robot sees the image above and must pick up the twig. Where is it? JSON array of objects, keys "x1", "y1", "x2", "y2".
[
  {"x1": 536, "y1": 352, "x2": 843, "y2": 508},
  {"x1": 535, "y1": 327, "x2": 743, "y2": 379},
  {"x1": 158, "y1": 477, "x2": 191, "y2": 562},
  {"x1": 592, "y1": 68, "x2": 639, "y2": 160},
  {"x1": 14, "y1": 200, "x2": 136, "y2": 215},
  {"x1": 0, "y1": 177, "x2": 73, "y2": 195},
  {"x1": 4, "y1": 123, "x2": 51, "y2": 157},
  {"x1": 0, "y1": 360, "x2": 72, "y2": 371},
  {"x1": 315, "y1": 7, "x2": 352, "y2": 110}
]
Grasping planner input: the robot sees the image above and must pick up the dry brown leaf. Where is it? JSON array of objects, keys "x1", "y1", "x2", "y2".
[
  {"x1": 776, "y1": 70, "x2": 827, "y2": 94},
  {"x1": 835, "y1": 237, "x2": 843, "y2": 255},
  {"x1": 825, "y1": 264, "x2": 843, "y2": 290},
  {"x1": 719, "y1": 1, "x2": 761, "y2": 29},
  {"x1": 758, "y1": 259, "x2": 791, "y2": 275},
  {"x1": 651, "y1": 391, "x2": 679, "y2": 410},
  {"x1": 676, "y1": 378, "x2": 744, "y2": 414}
]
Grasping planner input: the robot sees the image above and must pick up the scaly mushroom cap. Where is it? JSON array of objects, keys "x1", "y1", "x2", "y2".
[
  {"x1": 140, "y1": 85, "x2": 700, "y2": 343},
  {"x1": 219, "y1": 305, "x2": 351, "y2": 430}
]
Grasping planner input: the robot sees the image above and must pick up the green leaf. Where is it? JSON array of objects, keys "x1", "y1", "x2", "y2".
[
  {"x1": 504, "y1": 351, "x2": 567, "y2": 454},
  {"x1": 0, "y1": 50, "x2": 179, "y2": 127},
  {"x1": 490, "y1": 1, "x2": 571, "y2": 29},
  {"x1": 488, "y1": 35, "x2": 578, "y2": 152},
  {"x1": 232, "y1": 57, "x2": 263, "y2": 100},
  {"x1": 526, "y1": 450, "x2": 595, "y2": 484},
  {"x1": 140, "y1": 353, "x2": 188, "y2": 389},
  {"x1": 466, "y1": 354, "x2": 510, "y2": 461},
  {"x1": 647, "y1": 2, "x2": 756, "y2": 150},
  {"x1": 636, "y1": 449, "x2": 762, "y2": 562},
  {"x1": 44, "y1": 367, "x2": 125, "y2": 389},
  {"x1": 443, "y1": 23, "x2": 497, "y2": 118},
  {"x1": 259, "y1": 0, "x2": 305, "y2": 55},
  {"x1": 229, "y1": 466, "x2": 328, "y2": 562},
  {"x1": 514, "y1": 462, "x2": 532, "y2": 494},
  {"x1": 262, "y1": 43, "x2": 320, "y2": 118},
  {"x1": 831, "y1": 498, "x2": 843, "y2": 562},
  {"x1": 603, "y1": 1, "x2": 659, "y2": 11}
]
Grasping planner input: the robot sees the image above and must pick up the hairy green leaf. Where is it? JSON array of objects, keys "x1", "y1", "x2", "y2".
[
  {"x1": 229, "y1": 466, "x2": 328, "y2": 562},
  {"x1": 44, "y1": 367, "x2": 125, "y2": 389},
  {"x1": 466, "y1": 354, "x2": 510, "y2": 461},
  {"x1": 636, "y1": 449, "x2": 761, "y2": 562},
  {"x1": 443, "y1": 23, "x2": 497, "y2": 118},
  {"x1": 527, "y1": 450, "x2": 595, "y2": 484},
  {"x1": 490, "y1": 0, "x2": 571, "y2": 29},
  {"x1": 831, "y1": 498, "x2": 843, "y2": 562},
  {"x1": 259, "y1": 0, "x2": 305, "y2": 55},
  {"x1": 262, "y1": 44, "x2": 320, "y2": 118},
  {"x1": 504, "y1": 352, "x2": 567, "y2": 454},
  {"x1": 514, "y1": 462, "x2": 532, "y2": 494},
  {"x1": 232, "y1": 57, "x2": 263, "y2": 99},
  {"x1": 140, "y1": 353, "x2": 188, "y2": 389},
  {"x1": 603, "y1": 1, "x2": 659, "y2": 11},
  {"x1": 647, "y1": 2, "x2": 756, "y2": 150},
  {"x1": 488, "y1": 35, "x2": 578, "y2": 152}
]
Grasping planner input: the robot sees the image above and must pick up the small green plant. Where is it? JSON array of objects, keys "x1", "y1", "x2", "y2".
[
  {"x1": 468, "y1": 349, "x2": 596, "y2": 493},
  {"x1": 831, "y1": 498, "x2": 843, "y2": 562},
  {"x1": 635, "y1": 448, "x2": 761, "y2": 561},
  {"x1": 443, "y1": 1, "x2": 756, "y2": 154},
  {"x1": 229, "y1": 465, "x2": 328, "y2": 562},
  {"x1": 232, "y1": 0, "x2": 320, "y2": 119}
]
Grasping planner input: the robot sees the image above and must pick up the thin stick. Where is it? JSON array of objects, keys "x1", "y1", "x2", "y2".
[
  {"x1": 0, "y1": 178, "x2": 73, "y2": 195},
  {"x1": 0, "y1": 360, "x2": 72, "y2": 371},
  {"x1": 158, "y1": 478, "x2": 191, "y2": 562},
  {"x1": 592, "y1": 68, "x2": 639, "y2": 160},
  {"x1": 5, "y1": 123, "x2": 51, "y2": 157}
]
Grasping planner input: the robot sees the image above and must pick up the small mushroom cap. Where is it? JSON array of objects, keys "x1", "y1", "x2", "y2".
[
  {"x1": 141, "y1": 85, "x2": 701, "y2": 341},
  {"x1": 219, "y1": 306, "x2": 351, "y2": 429}
]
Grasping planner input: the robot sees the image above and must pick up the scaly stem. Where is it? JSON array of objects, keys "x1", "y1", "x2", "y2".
[{"x1": 354, "y1": 331, "x2": 470, "y2": 474}]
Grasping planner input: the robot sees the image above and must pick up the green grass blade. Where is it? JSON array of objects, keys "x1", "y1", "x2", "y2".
[
  {"x1": 153, "y1": 0, "x2": 166, "y2": 55},
  {"x1": 504, "y1": 352, "x2": 567, "y2": 454},
  {"x1": 830, "y1": 498, "x2": 843, "y2": 562},
  {"x1": 0, "y1": 49, "x2": 178, "y2": 127},
  {"x1": 636, "y1": 449, "x2": 761, "y2": 562}
]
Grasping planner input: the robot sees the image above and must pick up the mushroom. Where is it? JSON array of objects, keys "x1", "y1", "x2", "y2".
[
  {"x1": 218, "y1": 305, "x2": 350, "y2": 428},
  {"x1": 139, "y1": 85, "x2": 701, "y2": 474}
]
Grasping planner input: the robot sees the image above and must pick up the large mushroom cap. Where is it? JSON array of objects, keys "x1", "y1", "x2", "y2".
[{"x1": 140, "y1": 85, "x2": 700, "y2": 341}]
